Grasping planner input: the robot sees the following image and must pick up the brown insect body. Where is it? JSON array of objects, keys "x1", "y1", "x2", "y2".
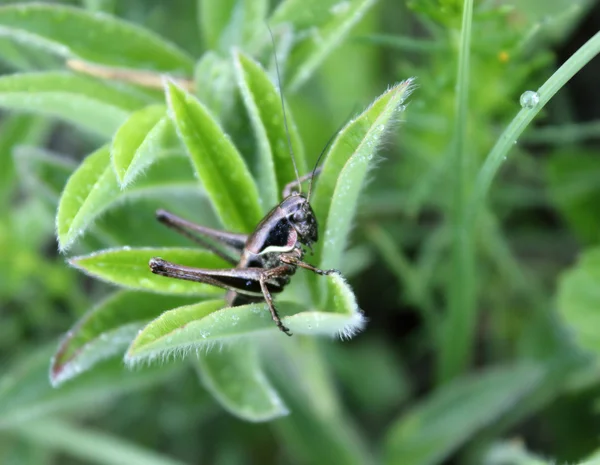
[{"x1": 150, "y1": 186, "x2": 334, "y2": 336}]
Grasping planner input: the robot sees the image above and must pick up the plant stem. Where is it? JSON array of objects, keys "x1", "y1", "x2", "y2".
[
  {"x1": 468, "y1": 31, "x2": 600, "y2": 227},
  {"x1": 67, "y1": 59, "x2": 194, "y2": 91},
  {"x1": 438, "y1": 0, "x2": 475, "y2": 384}
]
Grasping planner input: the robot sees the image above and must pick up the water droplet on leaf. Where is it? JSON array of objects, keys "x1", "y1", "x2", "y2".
[{"x1": 520, "y1": 90, "x2": 539, "y2": 109}]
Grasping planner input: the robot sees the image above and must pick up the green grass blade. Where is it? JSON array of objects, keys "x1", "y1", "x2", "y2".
[
  {"x1": 267, "y1": 338, "x2": 373, "y2": 465},
  {"x1": 69, "y1": 248, "x2": 230, "y2": 295},
  {"x1": 50, "y1": 291, "x2": 199, "y2": 386},
  {"x1": 198, "y1": 0, "x2": 236, "y2": 50},
  {"x1": 233, "y1": 49, "x2": 306, "y2": 207},
  {"x1": 200, "y1": 0, "x2": 268, "y2": 53},
  {"x1": 557, "y1": 247, "x2": 600, "y2": 355},
  {"x1": 165, "y1": 80, "x2": 263, "y2": 232},
  {"x1": 0, "y1": 115, "x2": 50, "y2": 204},
  {"x1": 384, "y1": 363, "x2": 544, "y2": 465},
  {"x1": 312, "y1": 80, "x2": 414, "y2": 270},
  {"x1": 469, "y1": 30, "x2": 600, "y2": 225},
  {"x1": 271, "y1": 0, "x2": 377, "y2": 90},
  {"x1": 524, "y1": 120, "x2": 600, "y2": 144},
  {"x1": 0, "y1": 72, "x2": 148, "y2": 137},
  {"x1": 0, "y1": 347, "x2": 175, "y2": 427},
  {"x1": 14, "y1": 147, "x2": 75, "y2": 208},
  {"x1": 438, "y1": 0, "x2": 475, "y2": 384},
  {"x1": 0, "y1": 3, "x2": 194, "y2": 72},
  {"x1": 195, "y1": 341, "x2": 288, "y2": 422},
  {"x1": 11, "y1": 418, "x2": 186, "y2": 465}
]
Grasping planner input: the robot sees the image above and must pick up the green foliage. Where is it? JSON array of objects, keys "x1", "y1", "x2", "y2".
[
  {"x1": 233, "y1": 49, "x2": 306, "y2": 207},
  {"x1": 2, "y1": 0, "x2": 600, "y2": 464},
  {"x1": 165, "y1": 79, "x2": 264, "y2": 231},
  {"x1": 0, "y1": 3, "x2": 193, "y2": 72},
  {"x1": 0, "y1": 72, "x2": 149, "y2": 136},
  {"x1": 558, "y1": 248, "x2": 600, "y2": 354},
  {"x1": 383, "y1": 363, "x2": 544, "y2": 465}
]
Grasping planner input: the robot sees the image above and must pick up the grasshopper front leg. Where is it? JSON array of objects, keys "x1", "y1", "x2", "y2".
[
  {"x1": 279, "y1": 254, "x2": 338, "y2": 276},
  {"x1": 149, "y1": 258, "x2": 293, "y2": 335}
]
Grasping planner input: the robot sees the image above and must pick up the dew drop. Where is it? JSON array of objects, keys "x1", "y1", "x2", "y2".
[{"x1": 519, "y1": 90, "x2": 539, "y2": 109}]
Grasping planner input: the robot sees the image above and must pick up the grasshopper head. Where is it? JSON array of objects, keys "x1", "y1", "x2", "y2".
[{"x1": 281, "y1": 193, "x2": 318, "y2": 247}]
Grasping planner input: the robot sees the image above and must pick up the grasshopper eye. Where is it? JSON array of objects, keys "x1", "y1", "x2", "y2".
[{"x1": 292, "y1": 210, "x2": 306, "y2": 223}]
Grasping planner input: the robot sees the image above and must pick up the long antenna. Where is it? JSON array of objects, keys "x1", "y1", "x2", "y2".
[
  {"x1": 267, "y1": 25, "x2": 301, "y2": 193},
  {"x1": 306, "y1": 113, "x2": 351, "y2": 202}
]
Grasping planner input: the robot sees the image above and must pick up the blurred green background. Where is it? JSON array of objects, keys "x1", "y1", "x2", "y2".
[{"x1": 1, "y1": 0, "x2": 600, "y2": 464}]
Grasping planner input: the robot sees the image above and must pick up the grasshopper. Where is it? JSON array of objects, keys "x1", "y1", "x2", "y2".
[{"x1": 149, "y1": 36, "x2": 338, "y2": 336}]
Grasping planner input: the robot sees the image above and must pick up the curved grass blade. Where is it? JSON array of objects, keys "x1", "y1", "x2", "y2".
[
  {"x1": 195, "y1": 341, "x2": 288, "y2": 422},
  {"x1": 111, "y1": 104, "x2": 181, "y2": 186},
  {"x1": 51, "y1": 291, "x2": 199, "y2": 386},
  {"x1": 233, "y1": 49, "x2": 306, "y2": 207},
  {"x1": 69, "y1": 248, "x2": 231, "y2": 295},
  {"x1": 0, "y1": 3, "x2": 194, "y2": 73},
  {"x1": 165, "y1": 80, "x2": 263, "y2": 232},
  {"x1": 56, "y1": 145, "x2": 197, "y2": 251},
  {"x1": 0, "y1": 72, "x2": 149, "y2": 137},
  {"x1": 270, "y1": 0, "x2": 376, "y2": 90},
  {"x1": 312, "y1": 79, "x2": 414, "y2": 270},
  {"x1": 383, "y1": 363, "x2": 543, "y2": 465}
]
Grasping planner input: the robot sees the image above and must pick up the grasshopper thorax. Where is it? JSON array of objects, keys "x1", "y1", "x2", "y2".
[{"x1": 245, "y1": 193, "x2": 318, "y2": 258}]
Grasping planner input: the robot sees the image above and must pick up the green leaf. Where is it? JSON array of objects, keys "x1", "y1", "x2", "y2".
[
  {"x1": 557, "y1": 247, "x2": 600, "y2": 355},
  {"x1": 233, "y1": 49, "x2": 306, "y2": 207},
  {"x1": 165, "y1": 80, "x2": 263, "y2": 232},
  {"x1": 0, "y1": 72, "x2": 149, "y2": 137},
  {"x1": 199, "y1": 0, "x2": 268, "y2": 53},
  {"x1": 0, "y1": 114, "x2": 49, "y2": 203},
  {"x1": 14, "y1": 147, "x2": 75, "y2": 207},
  {"x1": 0, "y1": 346, "x2": 176, "y2": 427},
  {"x1": 69, "y1": 248, "x2": 231, "y2": 295},
  {"x1": 126, "y1": 272, "x2": 364, "y2": 364},
  {"x1": 194, "y1": 51, "x2": 236, "y2": 118},
  {"x1": 0, "y1": 3, "x2": 194, "y2": 73},
  {"x1": 483, "y1": 441, "x2": 555, "y2": 465},
  {"x1": 312, "y1": 80, "x2": 414, "y2": 270},
  {"x1": 111, "y1": 104, "x2": 181, "y2": 186},
  {"x1": 195, "y1": 341, "x2": 288, "y2": 422},
  {"x1": 50, "y1": 291, "x2": 199, "y2": 386},
  {"x1": 383, "y1": 363, "x2": 544, "y2": 465},
  {"x1": 11, "y1": 418, "x2": 186, "y2": 465},
  {"x1": 271, "y1": 0, "x2": 377, "y2": 90},
  {"x1": 56, "y1": 145, "x2": 198, "y2": 250},
  {"x1": 267, "y1": 338, "x2": 372, "y2": 465},
  {"x1": 310, "y1": 272, "x2": 366, "y2": 337},
  {"x1": 198, "y1": 0, "x2": 237, "y2": 50},
  {"x1": 546, "y1": 150, "x2": 600, "y2": 244}
]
